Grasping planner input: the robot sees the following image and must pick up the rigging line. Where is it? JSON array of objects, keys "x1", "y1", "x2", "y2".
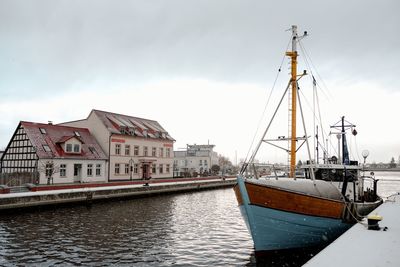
[
  {"x1": 241, "y1": 80, "x2": 291, "y2": 174},
  {"x1": 354, "y1": 135, "x2": 361, "y2": 163},
  {"x1": 242, "y1": 36, "x2": 292, "y2": 167},
  {"x1": 297, "y1": 87, "x2": 328, "y2": 143},
  {"x1": 297, "y1": 42, "x2": 328, "y2": 144},
  {"x1": 315, "y1": 84, "x2": 326, "y2": 152},
  {"x1": 349, "y1": 132, "x2": 356, "y2": 160},
  {"x1": 297, "y1": 82, "x2": 315, "y2": 181},
  {"x1": 298, "y1": 88, "x2": 334, "y2": 159},
  {"x1": 299, "y1": 41, "x2": 331, "y2": 95},
  {"x1": 298, "y1": 41, "x2": 331, "y2": 101},
  {"x1": 297, "y1": 42, "x2": 329, "y2": 160}
]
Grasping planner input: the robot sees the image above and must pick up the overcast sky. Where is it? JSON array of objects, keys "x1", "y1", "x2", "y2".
[{"x1": 1, "y1": 0, "x2": 399, "y2": 164}]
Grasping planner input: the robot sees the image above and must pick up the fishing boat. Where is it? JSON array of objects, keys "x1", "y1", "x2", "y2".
[{"x1": 234, "y1": 25, "x2": 382, "y2": 254}]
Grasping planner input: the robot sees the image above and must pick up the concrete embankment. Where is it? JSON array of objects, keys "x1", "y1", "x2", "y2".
[
  {"x1": 0, "y1": 177, "x2": 236, "y2": 211},
  {"x1": 304, "y1": 193, "x2": 400, "y2": 267}
]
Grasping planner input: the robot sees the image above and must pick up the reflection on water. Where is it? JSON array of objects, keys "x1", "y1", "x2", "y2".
[
  {"x1": 0, "y1": 172, "x2": 399, "y2": 266},
  {"x1": 0, "y1": 188, "x2": 253, "y2": 266}
]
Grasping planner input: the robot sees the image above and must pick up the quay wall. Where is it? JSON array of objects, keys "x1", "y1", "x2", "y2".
[{"x1": 0, "y1": 178, "x2": 236, "y2": 211}]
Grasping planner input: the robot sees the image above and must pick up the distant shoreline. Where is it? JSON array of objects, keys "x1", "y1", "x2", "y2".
[{"x1": 364, "y1": 168, "x2": 400, "y2": 172}]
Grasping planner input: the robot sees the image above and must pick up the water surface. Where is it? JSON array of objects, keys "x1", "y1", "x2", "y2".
[{"x1": 1, "y1": 172, "x2": 399, "y2": 266}]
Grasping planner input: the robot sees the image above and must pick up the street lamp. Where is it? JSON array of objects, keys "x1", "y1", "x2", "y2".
[{"x1": 129, "y1": 158, "x2": 134, "y2": 181}]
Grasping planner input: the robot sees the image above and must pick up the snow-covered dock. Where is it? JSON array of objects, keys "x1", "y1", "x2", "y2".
[
  {"x1": 305, "y1": 193, "x2": 400, "y2": 267},
  {"x1": 0, "y1": 177, "x2": 236, "y2": 211}
]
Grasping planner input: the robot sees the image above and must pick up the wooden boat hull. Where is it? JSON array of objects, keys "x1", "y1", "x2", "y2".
[{"x1": 235, "y1": 176, "x2": 353, "y2": 252}]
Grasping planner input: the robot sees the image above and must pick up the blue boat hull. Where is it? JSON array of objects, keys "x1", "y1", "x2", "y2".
[{"x1": 236, "y1": 176, "x2": 352, "y2": 252}]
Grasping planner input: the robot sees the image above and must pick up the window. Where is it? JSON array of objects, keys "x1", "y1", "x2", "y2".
[
  {"x1": 159, "y1": 148, "x2": 164, "y2": 157},
  {"x1": 152, "y1": 164, "x2": 156, "y2": 174},
  {"x1": 115, "y1": 163, "x2": 120, "y2": 174},
  {"x1": 134, "y1": 146, "x2": 139, "y2": 156},
  {"x1": 204, "y1": 160, "x2": 208, "y2": 166},
  {"x1": 89, "y1": 146, "x2": 96, "y2": 154},
  {"x1": 166, "y1": 148, "x2": 170, "y2": 157},
  {"x1": 166, "y1": 164, "x2": 170, "y2": 173},
  {"x1": 74, "y1": 164, "x2": 82, "y2": 177},
  {"x1": 200, "y1": 160, "x2": 203, "y2": 166},
  {"x1": 60, "y1": 164, "x2": 67, "y2": 177},
  {"x1": 134, "y1": 164, "x2": 138, "y2": 174},
  {"x1": 96, "y1": 164, "x2": 101, "y2": 176},
  {"x1": 43, "y1": 145, "x2": 51, "y2": 152},
  {"x1": 143, "y1": 146, "x2": 148, "y2": 156},
  {"x1": 125, "y1": 163, "x2": 129, "y2": 174},
  {"x1": 152, "y1": 147, "x2": 156, "y2": 157},
  {"x1": 45, "y1": 162, "x2": 53, "y2": 177},
  {"x1": 73, "y1": 144, "x2": 80, "y2": 153},
  {"x1": 74, "y1": 131, "x2": 81, "y2": 137},
  {"x1": 87, "y1": 164, "x2": 93, "y2": 176},
  {"x1": 115, "y1": 144, "x2": 121, "y2": 155},
  {"x1": 125, "y1": 145, "x2": 130, "y2": 156},
  {"x1": 66, "y1": 144, "x2": 72, "y2": 152},
  {"x1": 159, "y1": 164, "x2": 163, "y2": 174},
  {"x1": 39, "y1": 128, "x2": 46, "y2": 134}
]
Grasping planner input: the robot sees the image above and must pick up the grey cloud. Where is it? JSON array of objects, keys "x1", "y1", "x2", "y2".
[{"x1": 0, "y1": 0, "x2": 399, "y2": 100}]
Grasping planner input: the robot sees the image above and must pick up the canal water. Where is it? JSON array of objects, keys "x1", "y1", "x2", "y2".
[{"x1": 0, "y1": 172, "x2": 399, "y2": 266}]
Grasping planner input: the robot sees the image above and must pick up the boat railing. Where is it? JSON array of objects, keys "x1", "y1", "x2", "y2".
[{"x1": 360, "y1": 175, "x2": 380, "y2": 202}]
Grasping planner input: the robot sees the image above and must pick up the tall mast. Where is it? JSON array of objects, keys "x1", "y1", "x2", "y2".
[{"x1": 286, "y1": 25, "x2": 298, "y2": 178}]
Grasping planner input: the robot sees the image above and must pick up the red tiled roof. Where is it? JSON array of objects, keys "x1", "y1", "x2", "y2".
[
  {"x1": 92, "y1": 109, "x2": 175, "y2": 141},
  {"x1": 20, "y1": 121, "x2": 107, "y2": 160},
  {"x1": 56, "y1": 135, "x2": 84, "y2": 144}
]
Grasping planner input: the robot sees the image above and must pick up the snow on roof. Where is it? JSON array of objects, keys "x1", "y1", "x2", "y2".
[
  {"x1": 93, "y1": 109, "x2": 175, "y2": 141},
  {"x1": 20, "y1": 121, "x2": 107, "y2": 160}
]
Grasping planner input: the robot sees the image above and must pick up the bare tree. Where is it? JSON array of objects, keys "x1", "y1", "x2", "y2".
[{"x1": 37, "y1": 160, "x2": 60, "y2": 185}]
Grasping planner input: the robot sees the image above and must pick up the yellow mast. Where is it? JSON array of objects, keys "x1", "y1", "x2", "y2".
[{"x1": 286, "y1": 25, "x2": 298, "y2": 178}]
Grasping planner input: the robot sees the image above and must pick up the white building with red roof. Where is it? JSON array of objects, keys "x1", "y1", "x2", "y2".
[
  {"x1": 60, "y1": 109, "x2": 175, "y2": 180},
  {"x1": 0, "y1": 121, "x2": 108, "y2": 185}
]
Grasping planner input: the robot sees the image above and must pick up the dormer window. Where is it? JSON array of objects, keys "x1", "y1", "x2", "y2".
[
  {"x1": 66, "y1": 144, "x2": 73, "y2": 152},
  {"x1": 40, "y1": 128, "x2": 47, "y2": 134},
  {"x1": 65, "y1": 143, "x2": 81, "y2": 153},
  {"x1": 73, "y1": 144, "x2": 80, "y2": 153}
]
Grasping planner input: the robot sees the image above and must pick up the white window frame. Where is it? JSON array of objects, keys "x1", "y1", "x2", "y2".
[
  {"x1": 60, "y1": 164, "x2": 67, "y2": 177},
  {"x1": 96, "y1": 164, "x2": 101, "y2": 176},
  {"x1": 87, "y1": 164, "x2": 93, "y2": 176},
  {"x1": 115, "y1": 144, "x2": 121, "y2": 155},
  {"x1": 73, "y1": 144, "x2": 80, "y2": 153},
  {"x1": 159, "y1": 164, "x2": 163, "y2": 174},
  {"x1": 66, "y1": 143, "x2": 72, "y2": 152},
  {"x1": 125, "y1": 163, "x2": 129, "y2": 174},
  {"x1": 115, "y1": 163, "x2": 120, "y2": 174}
]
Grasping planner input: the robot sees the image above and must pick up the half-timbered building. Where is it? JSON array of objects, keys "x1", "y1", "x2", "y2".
[
  {"x1": 60, "y1": 109, "x2": 175, "y2": 180},
  {"x1": 0, "y1": 122, "x2": 107, "y2": 185}
]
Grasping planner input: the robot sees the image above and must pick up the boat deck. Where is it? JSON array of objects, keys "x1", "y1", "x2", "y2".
[{"x1": 305, "y1": 193, "x2": 400, "y2": 267}]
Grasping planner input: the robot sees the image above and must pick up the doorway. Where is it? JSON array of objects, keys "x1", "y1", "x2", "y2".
[
  {"x1": 142, "y1": 164, "x2": 150, "y2": 180},
  {"x1": 74, "y1": 164, "x2": 82, "y2": 182}
]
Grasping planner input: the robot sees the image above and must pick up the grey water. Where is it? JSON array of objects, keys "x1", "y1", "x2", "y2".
[{"x1": 0, "y1": 172, "x2": 399, "y2": 267}]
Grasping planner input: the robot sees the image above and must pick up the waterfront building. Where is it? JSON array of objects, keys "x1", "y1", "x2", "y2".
[
  {"x1": 173, "y1": 144, "x2": 218, "y2": 177},
  {"x1": 61, "y1": 110, "x2": 175, "y2": 180},
  {"x1": 0, "y1": 122, "x2": 107, "y2": 185}
]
